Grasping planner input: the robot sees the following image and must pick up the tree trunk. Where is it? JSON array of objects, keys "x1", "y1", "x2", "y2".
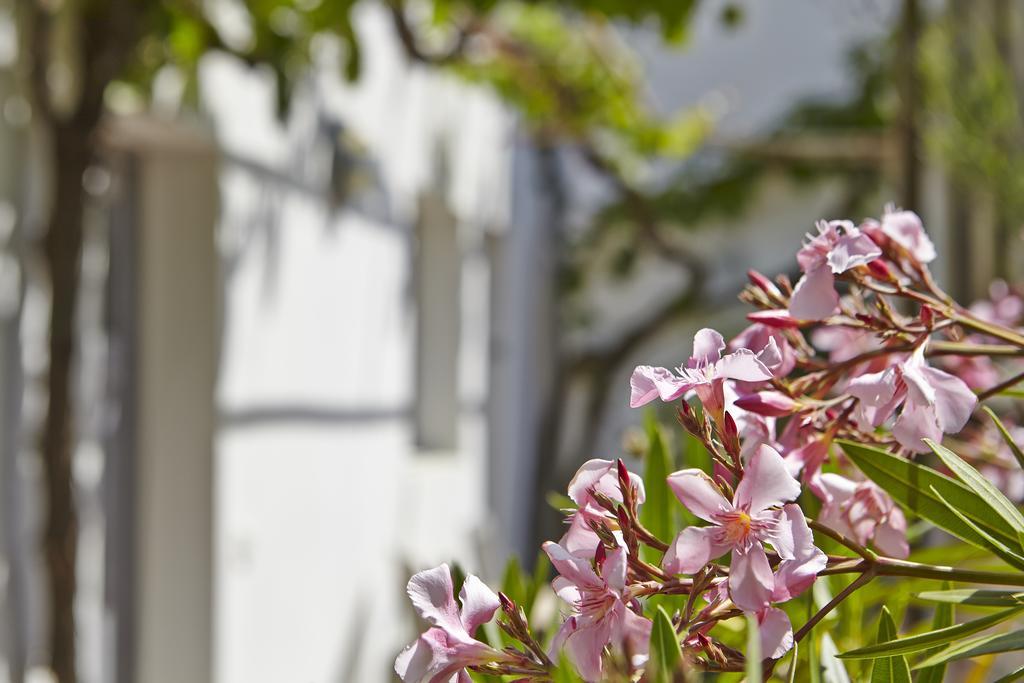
[{"x1": 40, "y1": 121, "x2": 91, "y2": 683}]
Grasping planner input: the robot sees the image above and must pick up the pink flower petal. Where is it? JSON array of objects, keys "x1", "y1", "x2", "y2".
[
  {"x1": 662, "y1": 526, "x2": 729, "y2": 575},
  {"x1": 881, "y1": 209, "x2": 936, "y2": 263},
  {"x1": 666, "y1": 469, "x2": 732, "y2": 523},
  {"x1": 729, "y1": 543, "x2": 774, "y2": 612},
  {"x1": 892, "y1": 401, "x2": 941, "y2": 453},
  {"x1": 874, "y1": 509, "x2": 910, "y2": 559},
  {"x1": 602, "y1": 546, "x2": 628, "y2": 594},
  {"x1": 789, "y1": 265, "x2": 840, "y2": 320},
  {"x1": 629, "y1": 365, "x2": 690, "y2": 407},
  {"x1": 542, "y1": 542, "x2": 602, "y2": 591},
  {"x1": 564, "y1": 617, "x2": 613, "y2": 682},
  {"x1": 771, "y1": 504, "x2": 827, "y2": 601},
  {"x1": 715, "y1": 348, "x2": 774, "y2": 383},
  {"x1": 827, "y1": 228, "x2": 882, "y2": 273},
  {"x1": 407, "y1": 565, "x2": 465, "y2": 636},
  {"x1": 734, "y1": 445, "x2": 801, "y2": 514},
  {"x1": 758, "y1": 607, "x2": 795, "y2": 659},
  {"x1": 691, "y1": 328, "x2": 726, "y2": 366},
  {"x1": 919, "y1": 366, "x2": 976, "y2": 433},
  {"x1": 459, "y1": 575, "x2": 501, "y2": 635}
]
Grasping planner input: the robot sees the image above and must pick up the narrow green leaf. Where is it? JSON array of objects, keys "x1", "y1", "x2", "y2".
[
  {"x1": 926, "y1": 438, "x2": 1024, "y2": 545},
  {"x1": 914, "y1": 629, "x2": 1024, "y2": 669},
  {"x1": 984, "y1": 406, "x2": 1024, "y2": 471},
  {"x1": 641, "y1": 413, "x2": 673, "y2": 564},
  {"x1": 786, "y1": 641, "x2": 799, "y2": 683},
  {"x1": 870, "y1": 607, "x2": 911, "y2": 683},
  {"x1": 746, "y1": 612, "x2": 762, "y2": 683},
  {"x1": 916, "y1": 581, "x2": 954, "y2": 683},
  {"x1": 838, "y1": 605, "x2": 1024, "y2": 660},
  {"x1": 917, "y1": 588, "x2": 1024, "y2": 607},
  {"x1": 648, "y1": 606, "x2": 682, "y2": 683},
  {"x1": 839, "y1": 440, "x2": 1020, "y2": 550},
  {"x1": 929, "y1": 486, "x2": 1024, "y2": 571}
]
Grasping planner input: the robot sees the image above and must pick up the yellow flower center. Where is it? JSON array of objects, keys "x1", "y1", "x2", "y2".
[{"x1": 723, "y1": 511, "x2": 752, "y2": 544}]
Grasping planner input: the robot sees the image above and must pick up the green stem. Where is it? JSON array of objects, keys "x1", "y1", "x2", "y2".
[
  {"x1": 793, "y1": 569, "x2": 876, "y2": 644},
  {"x1": 952, "y1": 311, "x2": 1024, "y2": 348},
  {"x1": 874, "y1": 557, "x2": 1024, "y2": 586}
]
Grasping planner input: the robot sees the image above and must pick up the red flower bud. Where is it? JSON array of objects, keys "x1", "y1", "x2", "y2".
[
  {"x1": 747, "y1": 309, "x2": 801, "y2": 329},
  {"x1": 733, "y1": 391, "x2": 799, "y2": 417},
  {"x1": 748, "y1": 269, "x2": 782, "y2": 297},
  {"x1": 867, "y1": 259, "x2": 892, "y2": 280}
]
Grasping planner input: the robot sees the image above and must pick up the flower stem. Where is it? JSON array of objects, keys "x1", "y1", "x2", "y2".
[{"x1": 793, "y1": 568, "x2": 876, "y2": 644}]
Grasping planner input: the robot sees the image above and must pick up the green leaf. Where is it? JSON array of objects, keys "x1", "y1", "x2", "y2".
[
  {"x1": 929, "y1": 486, "x2": 1024, "y2": 570},
  {"x1": 926, "y1": 438, "x2": 1024, "y2": 546},
  {"x1": 839, "y1": 440, "x2": 1021, "y2": 551},
  {"x1": 640, "y1": 413, "x2": 673, "y2": 564},
  {"x1": 746, "y1": 612, "x2": 763, "y2": 683},
  {"x1": 916, "y1": 581, "x2": 954, "y2": 683},
  {"x1": 917, "y1": 588, "x2": 1024, "y2": 607},
  {"x1": 985, "y1": 406, "x2": 1024, "y2": 471},
  {"x1": 869, "y1": 607, "x2": 911, "y2": 683},
  {"x1": 914, "y1": 629, "x2": 1024, "y2": 669},
  {"x1": 647, "y1": 606, "x2": 682, "y2": 683},
  {"x1": 838, "y1": 605, "x2": 1024, "y2": 660}
]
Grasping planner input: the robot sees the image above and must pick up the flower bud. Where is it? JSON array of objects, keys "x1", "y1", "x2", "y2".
[
  {"x1": 748, "y1": 269, "x2": 782, "y2": 297},
  {"x1": 867, "y1": 259, "x2": 893, "y2": 280},
  {"x1": 747, "y1": 309, "x2": 801, "y2": 329},
  {"x1": 722, "y1": 411, "x2": 741, "y2": 457},
  {"x1": 498, "y1": 591, "x2": 515, "y2": 613},
  {"x1": 733, "y1": 391, "x2": 799, "y2": 417},
  {"x1": 920, "y1": 304, "x2": 935, "y2": 327}
]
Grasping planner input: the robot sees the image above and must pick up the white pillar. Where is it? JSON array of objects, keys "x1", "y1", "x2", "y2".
[{"x1": 105, "y1": 117, "x2": 218, "y2": 683}]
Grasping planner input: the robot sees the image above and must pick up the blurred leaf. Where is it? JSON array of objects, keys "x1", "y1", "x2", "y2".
[
  {"x1": 745, "y1": 613, "x2": 762, "y2": 683},
  {"x1": 501, "y1": 556, "x2": 528, "y2": 607},
  {"x1": 869, "y1": 607, "x2": 910, "y2": 683},
  {"x1": 839, "y1": 440, "x2": 1021, "y2": 551},
  {"x1": 640, "y1": 412, "x2": 673, "y2": 563},
  {"x1": 916, "y1": 582, "x2": 954, "y2": 683},
  {"x1": 839, "y1": 605, "x2": 1024, "y2": 660},
  {"x1": 984, "y1": 406, "x2": 1024, "y2": 471},
  {"x1": 552, "y1": 652, "x2": 584, "y2": 683},
  {"x1": 926, "y1": 438, "x2": 1024, "y2": 548},
  {"x1": 916, "y1": 588, "x2": 1024, "y2": 607},
  {"x1": 648, "y1": 606, "x2": 683, "y2": 683}
]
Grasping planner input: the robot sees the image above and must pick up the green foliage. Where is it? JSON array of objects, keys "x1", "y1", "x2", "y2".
[
  {"x1": 985, "y1": 406, "x2": 1024, "y2": 471},
  {"x1": 839, "y1": 605, "x2": 1024, "y2": 661},
  {"x1": 914, "y1": 629, "x2": 1024, "y2": 669},
  {"x1": 869, "y1": 607, "x2": 911, "y2": 683},
  {"x1": 916, "y1": 589, "x2": 1024, "y2": 607},
  {"x1": 552, "y1": 653, "x2": 584, "y2": 683},
  {"x1": 839, "y1": 440, "x2": 1022, "y2": 553},
  {"x1": 647, "y1": 606, "x2": 682, "y2": 683},
  {"x1": 926, "y1": 438, "x2": 1024, "y2": 546},
  {"x1": 744, "y1": 613, "x2": 762, "y2": 683},
  {"x1": 640, "y1": 412, "x2": 673, "y2": 564},
  {"x1": 915, "y1": 582, "x2": 954, "y2": 683}
]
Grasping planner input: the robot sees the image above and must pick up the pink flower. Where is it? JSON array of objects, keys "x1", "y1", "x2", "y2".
[
  {"x1": 876, "y1": 207, "x2": 936, "y2": 264},
  {"x1": 630, "y1": 329, "x2": 774, "y2": 418},
  {"x1": 790, "y1": 220, "x2": 881, "y2": 320},
  {"x1": 817, "y1": 474, "x2": 909, "y2": 558},
  {"x1": 730, "y1": 323, "x2": 796, "y2": 379},
  {"x1": 561, "y1": 459, "x2": 646, "y2": 557},
  {"x1": 970, "y1": 280, "x2": 1024, "y2": 328},
  {"x1": 543, "y1": 542, "x2": 652, "y2": 682},
  {"x1": 847, "y1": 342, "x2": 976, "y2": 453},
  {"x1": 395, "y1": 564, "x2": 504, "y2": 683},
  {"x1": 662, "y1": 445, "x2": 825, "y2": 613}
]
